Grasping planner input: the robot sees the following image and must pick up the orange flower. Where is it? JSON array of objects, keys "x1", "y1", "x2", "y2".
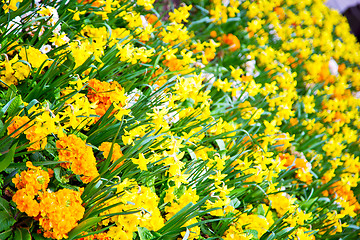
[
  {"x1": 210, "y1": 30, "x2": 217, "y2": 38},
  {"x1": 149, "y1": 66, "x2": 167, "y2": 89},
  {"x1": 12, "y1": 162, "x2": 50, "y2": 195},
  {"x1": 241, "y1": 75, "x2": 253, "y2": 82},
  {"x1": 274, "y1": 133, "x2": 293, "y2": 151},
  {"x1": 56, "y1": 134, "x2": 99, "y2": 183},
  {"x1": 145, "y1": 14, "x2": 162, "y2": 28},
  {"x1": 163, "y1": 58, "x2": 184, "y2": 72},
  {"x1": 338, "y1": 63, "x2": 346, "y2": 74},
  {"x1": 12, "y1": 162, "x2": 51, "y2": 217},
  {"x1": 87, "y1": 78, "x2": 127, "y2": 118},
  {"x1": 39, "y1": 189, "x2": 85, "y2": 239},
  {"x1": 289, "y1": 117, "x2": 299, "y2": 127},
  {"x1": 12, "y1": 188, "x2": 40, "y2": 217},
  {"x1": 77, "y1": 0, "x2": 102, "y2": 7},
  {"x1": 322, "y1": 181, "x2": 360, "y2": 212},
  {"x1": 279, "y1": 153, "x2": 296, "y2": 168},
  {"x1": 7, "y1": 115, "x2": 30, "y2": 138},
  {"x1": 221, "y1": 34, "x2": 240, "y2": 52},
  {"x1": 8, "y1": 111, "x2": 60, "y2": 151},
  {"x1": 78, "y1": 232, "x2": 111, "y2": 240},
  {"x1": 99, "y1": 142, "x2": 124, "y2": 170},
  {"x1": 274, "y1": 7, "x2": 285, "y2": 20},
  {"x1": 22, "y1": 122, "x2": 48, "y2": 151},
  {"x1": 241, "y1": 134, "x2": 258, "y2": 148}
]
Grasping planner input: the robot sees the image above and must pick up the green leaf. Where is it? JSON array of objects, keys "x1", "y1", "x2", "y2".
[
  {"x1": 0, "y1": 98, "x2": 15, "y2": 119},
  {"x1": 0, "y1": 142, "x2": 18, "y2": 172},
  {"x1": 243, "y1": 229, "x2": 258, "y2": 239},
  {"x1": 347, "y1": 224, "x2": 360, "y2": 230},
  {"x1": 187, "y1": 149, "x2": 197, "y2": 161},
  {"x1": 256, "y1": 204, "x2": 266, "y2": 216},
  {"x1": 263, "y1": 232, "x2": 276, "y2": 240},
  {"x1": 215, "y1": 139, "x2": 226, "y2": 156},
  {"x1": 230, "y1": 198, "x2": 241, "y2": 209},
  {"x1": 0, "y1": 229, "x2": 12, "y2": 239},
  {"x1": 146, "y1": 176, "x2": 156, "y2": 193},
  {"x1": 300, "y1": 197, "x2": 318, "y2": 211},
  {"x1": 138, "y1": 227, "x2": 155, "y2": 240},
  {"x1": 0, "y1": 211, "x2": 16, "y2": 232},
  {"x1": 0, "y1": 120, "x2": 4, "y2": 138},
  {"x1": 159, "y1": 202, "x2": 193, "y2": 235},
  {"x1": 6, "y1": 96, "x2": 23, "y2": 117},
  {"x1": 32, "y1": 233, "x2": 48, "y2": 240},
  {"x1": 53, "y1": 167, "x2": 62, "y2": 183},
  {"x1": 5, "y1": 85, "x2": 17, "y2": 101},
  {"x1": 75, "y1": 132, "x2": 88, "y2": 141},
  {"x1": 275, "y1": 227, "x2": 295, "y2": 238},
  {"x1": 14, "y1": 228, "x2": 31, "y2": 240},
  {"x1": 159, "y1": 196, "x2": 211, "y2": 236},
  {"x1": 67, "y1": 217, "x2": 103, "y2": 240}
]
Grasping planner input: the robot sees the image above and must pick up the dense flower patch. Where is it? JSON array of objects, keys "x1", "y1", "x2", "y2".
[{"x1": 0, "y1": 0, "x2": 359, "y2": 239}]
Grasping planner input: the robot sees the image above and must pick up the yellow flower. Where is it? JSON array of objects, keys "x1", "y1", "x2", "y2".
[
  {"x1": 169, "y1": 5, "x2": 192, "y2": 24},
  {"x1": 68, "y1": 8, "x2": 86, "y2": 21},
  {"x1": 49, "y1": 33, "x2": 69, "y2": 47},
  {"x1": 137, "y1": 0, "x2": 155, "y2": 10},
  {"x1": 131, "y1": 153, "x2": 149, "y2": 171},
  {"x1": 263, "y1": 119, "x2": 279, "y2": 136},
  {"x1": 19, "y1": 46, "x2": 50, "y2": 69},
  {"x1": 2, "y1": 0, "x2": 23, "y2": 13},
  {"x1": 105, "y1": 181, "x2": 164, "y2": 238}
]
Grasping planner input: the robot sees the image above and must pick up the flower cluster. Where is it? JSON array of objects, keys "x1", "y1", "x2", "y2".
[
  {"x1": 56, "y1": 134, "x2": 99, "y2": 183},
  {"x1": 102, "y1": 179, "x2": 164, "y2": 239},
  {"x1": 1, "y1": 0, "x2": 360, "y2": 239},
  {"x1": 12, "y1": 162, "x2": 84, "y2": 239},
  {"x1": 39, "y1": 188, "x2": 85, "y2": 239},
  {"x1": 12, "y1": 162, "x2": 50, "y2": 216},
  {"x1": 87, "y1": 78, "x2": 130, "y2": 120}
]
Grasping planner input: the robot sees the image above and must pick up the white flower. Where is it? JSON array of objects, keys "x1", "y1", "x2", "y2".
[
  {"x1": 61, "y1": 34, "x2": 70, "y2": 43},
  {"x1": 21, "y1": 10, "x2": 34, "y2": 19},
  {"x1": 202, "y1": 71, "x2": 215, "y2": 85},
  {"x1": 328, "y1": 58, "x2": 338, "y2": 76},
  {"x1": 53, "y1": 24, "x2": 62, "y2": 35},
  {"x1": 40, "y1": 44, "x2": 52, "y2": 54},
  {"x1": 140, "y1": 15, "x2": 148, "y2": 29},
  {"x1": 164, "y1": 110, "x2": 179, "y2": 125},
  {"x1": 192, "y1": 61, "x2": 205, "y2": 69},
  {"x1": 232, "y1": 87, "x2": 249, "y2": 102},
  {"x1": 48, "y1": 7, "x2": 59, "y2": 22},
  {"x1": 245, "y1": 56, "x2": 256, "y2": 76},
  {"x1": 222, "y1": 0, "x2": 230, "y2": 6},
  {"x1": 34, "y1": 0, "x2": 41, "y2": 7}
]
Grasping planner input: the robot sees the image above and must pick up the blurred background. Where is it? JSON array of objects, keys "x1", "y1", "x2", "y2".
[{"x1": 326, "y1": 0, "x2": 360, "y2": 41}]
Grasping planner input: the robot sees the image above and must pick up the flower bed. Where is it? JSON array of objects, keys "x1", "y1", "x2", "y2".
[{"x1": 0, "y1": 0, "x2": 359, "y2": 239}]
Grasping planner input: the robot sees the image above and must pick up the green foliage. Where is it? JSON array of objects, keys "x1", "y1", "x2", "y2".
[{"x1": 0, "y1": 0, "x2": 360, "y2": 239}]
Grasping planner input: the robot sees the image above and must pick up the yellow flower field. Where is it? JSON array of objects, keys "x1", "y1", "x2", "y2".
[{"x1": 0, "y1": 0, "x2": 359, "y2": 239}]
